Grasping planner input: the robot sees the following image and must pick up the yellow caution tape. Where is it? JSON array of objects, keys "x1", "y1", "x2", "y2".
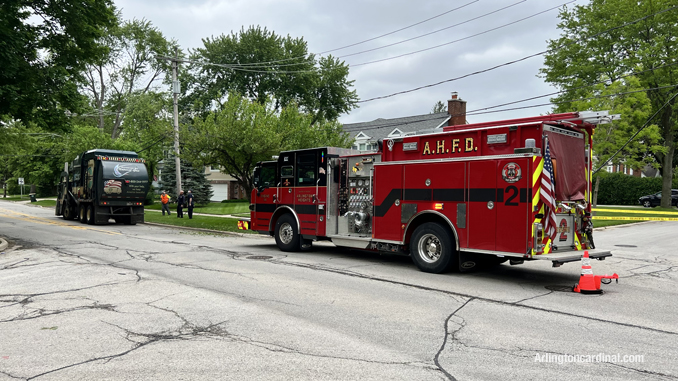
[
  {"x1": 593, "y1": 208, "x2": 678, "y2": 215},
  {"x1": 592, "y1": 216, "x2": 678, "y2": 221}
]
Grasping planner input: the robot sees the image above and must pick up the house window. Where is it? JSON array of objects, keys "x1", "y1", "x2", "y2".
[
  {"x1": 359, "y1": 143, "x2": 366, "y2": 151},
  {"x1": 210, "y1": 165, "x2": 219, "y2": 172}
]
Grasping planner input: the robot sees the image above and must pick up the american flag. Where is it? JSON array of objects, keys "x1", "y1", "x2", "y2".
[{"x1": 540, "y1": 140, "x2": 557, "y2": 243}]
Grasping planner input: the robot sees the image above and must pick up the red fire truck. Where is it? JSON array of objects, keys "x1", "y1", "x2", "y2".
[{"x1": 239, "y1": 111, "x2": 616, "y2": 273}]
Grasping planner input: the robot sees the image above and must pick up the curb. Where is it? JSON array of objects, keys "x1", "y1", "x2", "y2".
[
  {"x1": 0, "y1": 237, "x2": 8, "y2": 252},
  {"x1": 142, "y1": 222, "x2": 269, "y2": 239}
]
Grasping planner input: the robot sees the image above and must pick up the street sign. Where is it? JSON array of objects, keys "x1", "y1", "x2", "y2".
[{"x1": 18, "y1": 178, "x2": 24, "y2": 185}]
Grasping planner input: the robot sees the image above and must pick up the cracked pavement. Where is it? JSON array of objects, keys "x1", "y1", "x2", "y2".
[{"x1": 1, "y1": 202, "x2": 677, "y2": 380}]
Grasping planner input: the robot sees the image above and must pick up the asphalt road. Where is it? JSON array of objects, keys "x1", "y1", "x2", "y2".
[{"x1": 1, "y1": 202, "x2": 677, "y2": 380}]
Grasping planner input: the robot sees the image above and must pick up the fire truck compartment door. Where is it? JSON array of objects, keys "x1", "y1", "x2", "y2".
[
  {"x1": 373, "y1": 164, "x2": 403, "y2": 242},
  {"x1": 495, "y1": 158, "x2": 530, "y2": 254},
  {"x1": 467, "y1": 161, "x2": 497, "y2": 250}
]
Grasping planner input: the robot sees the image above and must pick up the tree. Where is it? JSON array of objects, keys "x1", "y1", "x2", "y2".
[
  {"x1": 564, "y1": 77, "x2": 662, "y2": 172},
  {"x1": 181, "y1": 93, "x2": 352, "y2": 201},
  {"x1": 81, "y1": 18, "x2": 179, "y2": 139},
  {"x1": 0, "y1": 0, "x2": 116, "y2": 130},
  {"x1": 183, "y1": 26, "x2": 358, "y2": 122},
  {"x1": 540, "y1": 1, "x2": 678, "y2": 207},
  {"x1": 159, "y1": 156, "x2": 213, "y2": 205},
  {"x1": 431, "y1": 101, "x2": 446, "y2": 114}
]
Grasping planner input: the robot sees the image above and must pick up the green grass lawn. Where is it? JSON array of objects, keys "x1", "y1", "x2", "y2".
[
  {"x1": 143, "y1": 211, "x2": 256, "y2": 233},
  {"x1": 146, "y1": 201, "x2": 249, "y2": 215},
  {"x1": 33, "y1": 200, "x2": 57, "y2": 208},
  {"x1": 592, "y1": 205, "x2": 678, "y2": 228},
  {"x1": 0, "y1": 195, "x2": 30, "y2": 201}
]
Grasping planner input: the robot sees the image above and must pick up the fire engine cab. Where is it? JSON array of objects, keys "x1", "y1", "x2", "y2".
[{"x1": 239, "y1": 111, "x2": 617, "y2": 273}]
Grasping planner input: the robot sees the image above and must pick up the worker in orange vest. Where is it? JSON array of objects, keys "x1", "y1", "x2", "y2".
[{"x1": 161, "y1": 190, "x2": 171, "y2": 216}]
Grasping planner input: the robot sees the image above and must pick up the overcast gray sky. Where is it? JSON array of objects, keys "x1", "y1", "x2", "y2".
[{"x1": 115, "y1": 0, "x2": 585, "y2": 124}]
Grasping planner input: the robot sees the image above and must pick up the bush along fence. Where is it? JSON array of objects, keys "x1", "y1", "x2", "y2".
[{"x1": 593, "y1": 172, "x2": 678, "y2": 206}]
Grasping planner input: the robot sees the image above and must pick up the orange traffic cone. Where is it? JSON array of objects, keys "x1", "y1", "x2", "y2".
[{"x1": 573, "y1": 251, "x2": 619, "y2": 294}]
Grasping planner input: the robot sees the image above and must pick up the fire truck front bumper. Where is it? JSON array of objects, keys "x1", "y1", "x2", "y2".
[
  {"x1": 533, "y1": 250, "x2": 612, "y2": 268},
  {"x1": 237, "y1": 218, "x2": 251, "y2": 230}
]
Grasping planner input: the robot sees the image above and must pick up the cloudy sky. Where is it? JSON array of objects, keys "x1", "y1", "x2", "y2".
[{"x1": 115, "y1": 0, "x2": 585, "y2": 124}]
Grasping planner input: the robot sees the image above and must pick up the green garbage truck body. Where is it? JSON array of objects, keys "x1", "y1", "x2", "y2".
[{"x1": 55, "y1": 149, "x2": 149, "y2": 225}]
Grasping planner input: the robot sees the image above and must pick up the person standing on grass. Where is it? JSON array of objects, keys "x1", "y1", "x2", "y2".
[
  {"x1": 160, "y1": 191, "x2": 171, "y2": 216},
  {"x1": 187, "y1": 190, "x2": 194, "y2": 219},
  {"x1": 177, "y1": 190, "x2": 185, "y2": 218}
]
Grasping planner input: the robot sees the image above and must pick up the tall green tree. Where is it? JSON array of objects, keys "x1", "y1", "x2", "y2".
[
  {"x1": 181, "y1": 93, "x2": 352, "y2": 201},
  {"x1": 0, "y1": 0, "x2": 116, "y2": 130},
  {"x1": 541, "y1": 1, "x2": 678, "y2": 207},
  {"x1": 81, "y1": 18, "x2": 178, "y2": 139},
  {"x1": 566, "y1": 77, "x2": 662, "y2": 171},
  {"x1": 183, "y1": 26, "x2": 358, "y2": 122}
]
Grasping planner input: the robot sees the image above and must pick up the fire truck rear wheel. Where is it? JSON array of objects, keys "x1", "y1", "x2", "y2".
[
  {"x1": 410, "y1": 222, "x2": 456, "y2": 273},
  {"x1": 275, "y1": 214, "x2": 300, "y2": 252}
]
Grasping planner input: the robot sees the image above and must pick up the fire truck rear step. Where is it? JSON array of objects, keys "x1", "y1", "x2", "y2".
[{"x1": 533, "y1": 250, "x2": 612, "y2": 267}]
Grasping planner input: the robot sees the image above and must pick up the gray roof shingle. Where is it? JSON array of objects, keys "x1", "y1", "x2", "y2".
[{"x1": 343, "y1": 112, "x2": 450, "y2": 140}]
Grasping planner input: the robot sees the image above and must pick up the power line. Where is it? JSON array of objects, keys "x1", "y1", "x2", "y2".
[
  {"x1": 350, "y1": 0, "x2": 575, "y2": 67},
  {"x1": 158, "y1": 56, "x2": 319, "y2": 74},
  {"x1": 466, "y1": 84, "x2": 678, "y2": 117},
  {"x1": 463, "y1": 62, "x2": 678, "y2": 115},
  {"x1": 593, "y1": 91, "x2": 678, "y2": 175},
  {"x1": 357, "y1": 4, "x2": 678, "y2": 103},
  {"x1": 344, "y1": 83, "x2": 678, "y2": 133},
  {"x1": 338, "y1": 0, "x2": 527, "y2": 60},
  {"x1": 321, "y1": 1, "x2": 479, "y2": 55},
  {"x1": 213, "y1": 1, "x2": 480, "y2": 69},
  {"x1": 211, "y1": 0, "x2": 546, "y2": 70}
]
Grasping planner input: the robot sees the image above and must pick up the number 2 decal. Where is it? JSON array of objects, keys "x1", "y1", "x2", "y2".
[{"x1": 505, "y1": 186, "x2": 519, "y2": 206}]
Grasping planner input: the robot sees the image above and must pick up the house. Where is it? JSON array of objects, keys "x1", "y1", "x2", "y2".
[
  {"x1": 343, "y1": 92, "x2": 467, "y2": 151},
  {"x1": 204, "y1": 166, "x2": 246, "y2": 201}
]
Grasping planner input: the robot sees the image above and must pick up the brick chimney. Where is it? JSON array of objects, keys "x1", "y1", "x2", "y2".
[{"x1": 447, "y1": 92, "x2": 466, "y2": 126}]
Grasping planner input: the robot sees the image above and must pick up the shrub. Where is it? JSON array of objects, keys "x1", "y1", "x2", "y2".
[{"x1": 594, "y1": 172, "x2": 678, "y2": 205}]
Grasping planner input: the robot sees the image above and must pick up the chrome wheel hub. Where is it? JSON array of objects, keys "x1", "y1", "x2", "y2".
[
  {"x1": 418, "y1": 234, "x2": 442, "y2": 263},
  {"x1": 279, "y1": 222, "x2": 294, "y2": 245}
]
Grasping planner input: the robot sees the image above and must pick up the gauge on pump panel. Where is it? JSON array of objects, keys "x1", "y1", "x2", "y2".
[{"x1": 358, "y1": 179, "x2": 364, "y2": 186}]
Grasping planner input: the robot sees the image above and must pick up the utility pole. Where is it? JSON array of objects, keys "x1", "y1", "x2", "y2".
[{"x1": 172, "y1": 48, "x2": 182, "y2": 197}]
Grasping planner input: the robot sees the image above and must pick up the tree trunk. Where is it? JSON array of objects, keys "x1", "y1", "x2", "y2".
[{"x1": 660, "y1": 110, "x2": 675, "y2": 209}]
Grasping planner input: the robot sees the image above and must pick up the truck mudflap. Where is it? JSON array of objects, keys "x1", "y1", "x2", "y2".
[
  {"x1": 532, "y1": 249, "x2": 612, "y2": 267},
  {"x1": 237, "y1": 218, "x2": 251, "y2": 230}
]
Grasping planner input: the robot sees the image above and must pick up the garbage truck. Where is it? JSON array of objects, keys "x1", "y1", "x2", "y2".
[{"x1": 56, "y1": 149, "x2": 149, "y2": 225}]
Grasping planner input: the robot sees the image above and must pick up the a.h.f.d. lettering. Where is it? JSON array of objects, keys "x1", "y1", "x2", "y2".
[{"x1": 423, "y1": 138, "x2": 477, "y2": 155}]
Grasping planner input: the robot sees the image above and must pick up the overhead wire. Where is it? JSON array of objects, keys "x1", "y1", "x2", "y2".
[
  {"x1": 350, "y1": 0, "x2": 575, "y2": 67},
  {"x1": 208, "y1": 1, "x2": 480, "y2": 69},
  {"x1": 357, "y1": 4, "x2": 678, "y2": 103},
  {"x1": 344, "y1": 83, "x2": 678, "y2": 133},
  {"x1": 462, "y1": 62, "x2": 678, "y2": 115},
  {"x1": 593, "y1": 91, "x2": 678, "y2": 175}
]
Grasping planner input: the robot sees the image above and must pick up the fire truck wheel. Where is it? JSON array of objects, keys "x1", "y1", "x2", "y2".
[
  {"x1": 79, "y1": 204, "x2": 88, "y2": 224},
  {"x1": 410, "y1": 223, "x2": 456, "y2": 273},
  {"x1": 275, "y1": 214, "x2": 300, "y2": 252}
]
